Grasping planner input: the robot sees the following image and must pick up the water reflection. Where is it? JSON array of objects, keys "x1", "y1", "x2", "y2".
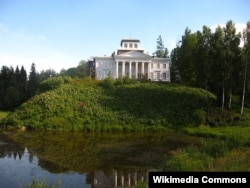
[
  {"x1": 0, "y1": 131, "x2": 202, "y2": 188},
  {"x1": 87, "y1": 169, "x2": 151, "y2": 188}
]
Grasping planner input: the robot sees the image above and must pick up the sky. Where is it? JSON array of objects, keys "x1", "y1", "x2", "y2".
[{"x1": 0, "y1": 0, "x2": 249, "y2": 73}]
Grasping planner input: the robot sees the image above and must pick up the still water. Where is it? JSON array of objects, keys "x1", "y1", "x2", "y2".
[{"x1": 0, "y1": 130, "x2": 201, "y2": 188}]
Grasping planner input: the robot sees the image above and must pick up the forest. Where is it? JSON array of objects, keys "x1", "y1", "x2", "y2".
[
  {"x1": 170, "y1": 20, "x2": 250, "y2": 114},
  {"x1": 0, "y1": 60, "x2": 89, "y2": 111}
]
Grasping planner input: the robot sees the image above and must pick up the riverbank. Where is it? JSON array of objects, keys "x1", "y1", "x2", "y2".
[{"x1": 165, "y1": 120, "x2": 250, "y2": 171}]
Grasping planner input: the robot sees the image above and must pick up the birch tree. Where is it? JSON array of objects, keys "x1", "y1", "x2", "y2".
[{"x1": 241, "y1": 21, "x2": 250, "y2": 114}]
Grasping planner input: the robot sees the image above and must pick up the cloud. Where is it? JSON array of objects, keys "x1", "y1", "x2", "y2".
[
  {"x1": 211, "y1": 23, "x2": 247, "y2": 47},
  {"x1": 0, "y1": 22, "x2": 47, "y2": 43},
  {"x1": 0, "y1": 23, "x2": 79, "y2": 73},
  {"x1": 210, "y1": 23, "x2": 246, "y2": 34},
  {"x1": 0, "y1": 26, "x2": 79, "y2": 73},
  {"x1": 0, "y1": 49, "x2": 80, "y2": 73}
]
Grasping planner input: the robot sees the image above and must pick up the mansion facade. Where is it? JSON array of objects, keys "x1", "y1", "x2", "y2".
[{"x1": 89, "y1": 39, "x2": 170, "y2": 82}]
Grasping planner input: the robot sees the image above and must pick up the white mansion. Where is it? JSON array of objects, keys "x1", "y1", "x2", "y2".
[{"x1": 89, "y1": 39, "x2": 170, "y2": 81}]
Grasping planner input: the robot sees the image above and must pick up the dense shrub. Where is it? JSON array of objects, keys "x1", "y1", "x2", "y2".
[
  {"x1": 40, "y1": 76, "x2": 71, "y2": 92},
  {"x1": 3, "y1": 79, "x2": 217, "y2": 130}
]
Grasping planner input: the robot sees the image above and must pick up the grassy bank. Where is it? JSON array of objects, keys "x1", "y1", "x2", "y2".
[
  {"x1": 164, "y1": 113, "x2": 250, "y2": 171},
  {"x1": 1, "y1": 78, "x2": 217, "y2": 131},
  {"x1": 0, "y1": 111, "x2": 9, "y2": 125},
  {"x1": 0, "y1": 111, "x2": 9, "y2": 120}
]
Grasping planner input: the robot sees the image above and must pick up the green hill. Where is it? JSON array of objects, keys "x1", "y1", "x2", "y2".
[{"x1": 4, "y1": 79, "x2": 217, "y2": 131}]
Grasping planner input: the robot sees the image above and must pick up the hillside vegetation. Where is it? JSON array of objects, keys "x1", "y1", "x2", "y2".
[{"x1": 3, "y1": 78, "x2": 218, "y2": 131}]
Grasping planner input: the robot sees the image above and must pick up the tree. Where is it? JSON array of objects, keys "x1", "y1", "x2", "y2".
[
  {"x1": 19, "y1": 66, "x2": 27, "y2": 101},
  {"x1": 154, "y1": 35, "x2": 169, "y2": 58},
  {"x1": 223, "y1": 20, "x2": 241, "y2": 109},
  {"x1": 75, "y1": 60, "x2": 90, "y2": 78},
  {"x1": 172, "y1": 28, "x2": 199, "y2": 85},
  {"x1": 170, "y1": 45, "x2": 181, "y2": 82},
  {"x1": 27, "y1": 63, "x2": 39, "y2": 98},
  {"x1": 59, "y1": 60, "x2": 90, "y2": 78},
  {"x1": 241, "y1": 21, "x2": 250, "y2": 114},
  {"x1": 196, "y1": 26, "x2": 213, "y2": 111},
  {"x1": 210, "y1": 26, "x2": 228, "y2": 111},
  {"x1": 0, "y1": 65, "x2": 27, "y2": 110},
  {"x1": 39, "y1": 68, "x2": 57, "y2": 82}
]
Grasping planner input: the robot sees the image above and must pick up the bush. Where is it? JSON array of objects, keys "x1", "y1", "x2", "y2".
[
  {"x1": 102, "y1": 76, "x2": 115, "y2": 89},
  {"x1": 192, "y1": 109, "x2": 207, "y2": 125},
  {"x1": 22, "y1": 178, "x2": 61, "y2": 188},
  {"x1": 40, "y1": 77, "x2": 65, "y2": 92}
]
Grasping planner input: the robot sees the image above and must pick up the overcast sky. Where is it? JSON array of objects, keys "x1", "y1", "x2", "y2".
[{"x1": 0, "y1": 0, "x2": 249, "y2": 73}]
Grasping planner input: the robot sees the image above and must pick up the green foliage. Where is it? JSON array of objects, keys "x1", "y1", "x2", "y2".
[
  {"x1": 40, "y1": 77, "x2": 64, "y2": 92},
  {"x1": 40, "y1": 76, "x2": 71, "y2": 92},
  {"x1": 22, "y1": 178, "x2": 61, "y2": 188},
  {"x1": 3, "y1": 79, "x2": 218, "y2": 130},
  {"x1": 0, "y1": 65, "x2": 27, "y2": 110},
  {"x1": 171, "y1": 20, "x2": 249, "y2": 115},
  {"x1": 136, "y1": 181, "x2": 147, "y2": 188},
  {"x1": 102, "y1": 74, "x2": 115, "y2": 89},
  {"x1": 192, "y1": 109, "x2": 207, "y2": 125},
  {"x1": 0, "y1": 111, "x2": 9, "y2": 119},
  {"x1": 154, "y1": 35, "x2": 169, "y2": 58},
  {"x1": 165, "y1": 122, "x2": 250, "y2": 171},
  {"x1": 60, "y1": 60, "x2": 90, "y2": 78},
  {"x1": 28, "y1": 63, "x2": 39, "y2": 98},
  {"x1": 113, "y1": 76, "x2": 137, "y2": 86}
]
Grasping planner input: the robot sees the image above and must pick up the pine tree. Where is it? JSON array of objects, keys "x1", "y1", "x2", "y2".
[
  {"x1": 27, "y1": 63, "x2": 39, "y2": 98},
  {"x1": 154, "y1": 35, "x2": 169, "y2": 58}
]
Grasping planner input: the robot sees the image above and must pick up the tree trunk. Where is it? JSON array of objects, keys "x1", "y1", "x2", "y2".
[
  {"x1": 222, "y1": 80, "x2": 225, "y2": 111},
  {"x1": 241, "y1": 59, "x2": 248, "y2": 115},
  {"x1": 228, "y1": 88, "x2": 232, "y2": 109}
]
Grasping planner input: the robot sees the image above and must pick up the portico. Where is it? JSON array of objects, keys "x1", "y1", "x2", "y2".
[{"x1": 116, "y1": 61, "x2": 150, "y2": 79}]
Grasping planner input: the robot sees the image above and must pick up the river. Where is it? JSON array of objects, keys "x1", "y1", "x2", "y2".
[{"x1": 0, "y1": 130, "x2": 201, "y2": 188}]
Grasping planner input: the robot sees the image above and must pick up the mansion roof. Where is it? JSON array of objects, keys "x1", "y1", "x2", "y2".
[
  {"x1": 94, "y1": 51, "x2": 170, "y2": 62},
  {"x1": 92, "y1": 38, "x2": 170, "y2": 62},
  {"x1": 120, "y1": 39, "x2": 140, "y2": 46}
]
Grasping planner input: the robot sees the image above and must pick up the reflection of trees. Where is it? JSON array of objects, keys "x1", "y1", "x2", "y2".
[
  {"x1": 29, "y1": 152, "x2": 34, "y2": 163},
  {"x1": 0, "y1": 133, "x2": 25, "y2": 160},
  {"x1": 0, "y1": 133, "x2": 37, "y2": 163},
  {"x1": 5, "y1": 131, "x2": 202, "y2": 174}
]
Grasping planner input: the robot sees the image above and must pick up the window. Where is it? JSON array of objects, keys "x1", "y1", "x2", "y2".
[
  {"x1": 163, "y1": 64, "x2": 166, "y2": 69},
  {"x1": 151, "y1": 63, "x2": 154, "y2": 69},
  {"x1": 157, "y1": 63, "x2": 160, "y2": 69},
  {"x1": 129, "y1": 43, "x2": 133, "y2": 48},
  {"x1": 124, "y1": 43, "x2": 127, "y2": 48},
  {"x1": 134, "y1": 44, "x2": 138, "y2": 48},
  {"x1": 157, "y1": 73, "x2": 160, "y2": 80},
  {"x1": 163, "y1": 73, "x2": 166, "y2": 80}
]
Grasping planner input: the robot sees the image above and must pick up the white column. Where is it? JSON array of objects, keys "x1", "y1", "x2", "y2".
[
  {"x1": 121, "y1": 175, "x2": 124, "y2": 186},
  {"x1": 122, "y1": 61, "x2": 125, "y2": 77},
  {"x1": 135, "y1": 62, "x2": 138, "y2": 79},
  {"x1": 128, "y1": 173, "x2": 131, "y2": 186},
  {"x1": 129, "y1": 62, "x2": 132, "y2": 78},
  {"x1": 114, "y1": 170, "x2": 117, "y2": 186},
  {"x1": 141, "y1": 62, "x2": 144, "y2": 79},
  {"x1": 134, "y1": 172, "x2": 137, "y2": 186},
  {"x1": 148, "y1": 62, "x2": 151, "y2": 80},
  {"x1": 116, "y1": 61, "x2": 118, "y2": 79}
]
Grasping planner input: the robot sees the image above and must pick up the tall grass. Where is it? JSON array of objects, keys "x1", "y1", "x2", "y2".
[
  {"x1": 21, "y1": 178, "x2": 61, "y2": 188},
  {"x1": 165, "y1": 121, "x2": 250, "y2": 171}
]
